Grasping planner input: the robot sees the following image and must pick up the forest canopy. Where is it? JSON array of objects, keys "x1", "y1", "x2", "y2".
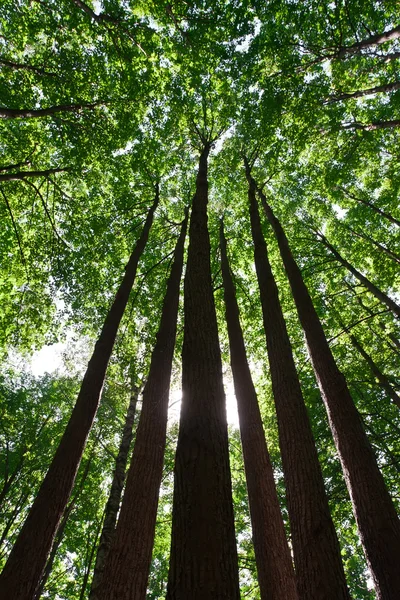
[{"x1": 0, "y1": 1, "x2": 399, "y2": 599}]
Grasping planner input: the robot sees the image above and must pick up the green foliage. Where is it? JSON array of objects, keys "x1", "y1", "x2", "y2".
[{"x1": 1, "y1": 0, "x2": 400, "y2": 597}]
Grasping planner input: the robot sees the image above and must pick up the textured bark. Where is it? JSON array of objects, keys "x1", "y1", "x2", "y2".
[
  {"x1": 343, "y1": 119, "x2": 400, "y2": 131},
  {"x1": 337, "y1": 25, "x2": 400, "y2": 57},
  {"x1": 317, "y1": 233, "x2": 400, "y2": 319},
  {"x1": 338, "y1": 186, "x2": 400, "y2": 227},
  {"x1": 0, "y1": 103, "x2": 100, "y2": 119},
  {"x1": 244, "y1": 159, "x2": 350, "y2": 600},
  {"x1": 0, "y1": 167, "x2": 68, "y2": 182},
  {"x1": 89, "y1": 382, "x2": 141, "y2": 600},
  {"x1": 219, "y1": 220, "x2": 298, "y2": 600},
  {"x1": 257, "y1": 187, "x2": 400, "y2": 599},
  {"x1": 167, "y1": 145, "x2": 240, "y2": 600},
  {"x1": 0, "y1": 190, "x2": 158, "y2": 600},
  {"x1": 97, "y1": 212, "x2": 188, "y2": 600},
  {"x1": 349, "y1": 334, "x2": 400, "y2": 409},
  {"x1": 327, "y1": 81, "x2": 400, "y2": 103},
  {"x1": 34, "y1": 455, "x2": 93, "y2": 600}
]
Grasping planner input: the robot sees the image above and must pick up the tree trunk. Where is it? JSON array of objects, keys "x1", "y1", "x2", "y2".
[
  {"x1": 327, "y1": 81, "x2": 400, "y2": 103},
  {"x1": 97, "y1": 211, "x2": 188, "y2": 600},
  {"x1": 34, "y1": 454, "x2": 94, "y2": 600},
  {"x1": 343, "y1": 119, "x2": 400, "y2": 131},
  {"x1": 349, "y1": 334, "x2": 400, "y2": 409},
  {"x1": 337, "y1": 186, "x2": 400, "y2": 227},
  {"x1": 0, "y1": 189, "x2": 159, "y2": 600},
  {"x1": 337, "y1": 25, "x2": 400, "y2": 58},
  {"x1": 88, "y1": 379, "x2": 141, "y2": 600},
  {"x1": 0, "y1": 167, "x2": 69, "y2": 182},
  {"x1": 219, "y1": 220, "x2": 298, "y2": 600},
  {"x1": 244, "y1": 158, "x2": 350, "y2": 600},
  {"x1": 166, "y1": 144, "x2": 240, "y2": 600},
  {"x1": 257, "y1": 187, "x2": 400, "y2": 599},
  {"x1": 317, "y1": 233, "x2": 400, "y2": 318}
]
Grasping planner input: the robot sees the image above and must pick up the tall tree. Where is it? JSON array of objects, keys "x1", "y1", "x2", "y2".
[
  {"x1": 244, "y1": 157, "x2": 350, "y2": 600},
  {"x1": 0, "y1": 189, "x2": 159, "y2": 600},
  {"x1": 89, "y1": 378, "x2": 142, "y2": 600},
  {"x1": 219, "y1": 219, "x2": 298, "y2": 600},
  {"x1": 257, "y1": 184, "x2": 400, "y2": 599},
  {"x1": 167, "y1": 139, "x2": 240, "y2": 600},
  {"x1": 97, "y1": 209, "x2": 188, "y2": 600}
]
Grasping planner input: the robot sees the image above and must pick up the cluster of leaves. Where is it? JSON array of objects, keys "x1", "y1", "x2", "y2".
[{"x1": 1, "y1": 0, "x2": 400, "y2": 597}]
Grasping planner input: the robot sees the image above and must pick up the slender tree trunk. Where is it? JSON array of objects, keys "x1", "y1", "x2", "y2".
[
  {"x1": 0, "y1": 189, "x2": 159, "y2": 600},
  {"x1": 0, "y1": 168, "x2": 69, "y2": 182},
  {"x1": 317, "y1": 233, "x2": 400, "y2": 319},
  {"x1": 79, "y1": 518, "x2": 103, "y2": 600},
  {"x1": 89, "y1": 381, "x2": 141, "y2": 600},
  {"x1": 219, "y1": 220, "x2": 298, "y2": 600},
  {"x1": 327, "y1": 81, "x2": 400, "y2": 103},
  {"x1": 97, "y1": 211, "x2": 188, "y2": 600},
  {"x1": 338, "y1": 186, "x2": 400, "y2": 227},
  {"x1": 349, "y1": 334, "x2": 400, "y2": 409},
  {"x1": 34, "y1": 455, "x2": 94, "y2": 600},
  {"x1": 0, "y1": 59, "x2": 56, "y2": 76},
  {"x1": 337, "y1": 25, "x2": 400, "y2": 57},
  {"x1": 344, "y1": 225, "x2": 400, "y2": 265},
  {"x1": 244, "y1": 158, "x2": 350, "y2": 600},
  {"x1": 343, "y1": 119, "x2": 400, "y2": 131},
  {"x1": 167, "y1": 144, "x2": 240, "y2": 600},
  {"x1": 257, "y1": 186, "x2": 400, "y2": 599}
]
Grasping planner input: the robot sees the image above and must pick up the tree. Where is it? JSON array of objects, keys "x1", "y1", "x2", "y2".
[{"x1": 1, "y1": 1, "x2": 400, "y2": 599}]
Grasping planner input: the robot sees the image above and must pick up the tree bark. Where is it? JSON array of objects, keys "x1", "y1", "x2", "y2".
[
  {"x1": 219, "y1": 220, "x2": 298, "y2": 600},
  {"x1": 327, "y1": 81, "x2": 400, "y2": 103},
  {"x1": 244, "y1": 158, "x2": 350, "y2": 600},
  {"x1": 97, "y1": 211, "x2": 188, "y2": 600},
  {"x1": 34, "y1": 455, "x2": 94, "y2": 600},
  {"x1": 349, "y1": 334, "x2": 400, "y2": 409},
  {"x1": 88, "y1": 381, "x2": 141, "y2": 600},
  {"x1": 338, "y1": 186, "x2": 400, "y2": 227},
  {"x1": 0, "y1": 188, "x2": 159, "y2": 600},
  {"x1": 317, "y1": 233, "x2": 400, "y2": 318},
  {"x1": 343, "y1": 119, "x2": 400, "y2": 131},
  {"x1": 0, "y1": 58, "x2": 56, "y2": 76},
  {"x1": 337, "y1": 25, "x2": 400, "y2": 58},
  {"x1": 257, "y1": 187, "x2": 400, "y2": 599},
  {"x1": 0, "y1": 168, "x2": 69, "y2": 182},
  {"x1": 167, "y1": 145, "x2": 240, "y2": 600}
]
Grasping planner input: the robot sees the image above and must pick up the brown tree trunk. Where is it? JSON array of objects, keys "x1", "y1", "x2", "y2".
[
  {"x1": 34, "y1": 454, "x2": 94, "y2": 600},
  {"x1": 219, "y1": 220, "x2": 298, "y2": 600},
  {"x1": 0, "y1": 189, "x2": 159, "y2": 600},
  {"x1": 338, "y1": 186, "x2": 400, "y2": 227},
  {"x1": 166, "y1": 144, "x2": 240, "y2": 600},
  {"x1": 244, "y1": 158, "x2": 350, "y2": 600},
  {"x1": 0, "y1": 167, "x2": 68, "y2": 182},
  {"x1": 327, "y1": 81, "x2": 400, "y2": 103},
  {"x1": 343, "y1": 119, "x2": 400, "y2": 131},
  {"x1": 337, "y1": 25, "x2": 400, "y2": 57},
  {"x1": 88, "y1": 381, "x2": 141, "y2": 600},
  {"x1": 317, "y1": 233, "x2": 400, "y2": 318},
  {"x1": 349, "y1": 334, "x2": 400, "y2": 409},
  {"x1": 257, "y1": 186, "x2": 400, "y2": 599},
  {"x1": 97, "y1": 211, "x2": 188, "y2": 600}
]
